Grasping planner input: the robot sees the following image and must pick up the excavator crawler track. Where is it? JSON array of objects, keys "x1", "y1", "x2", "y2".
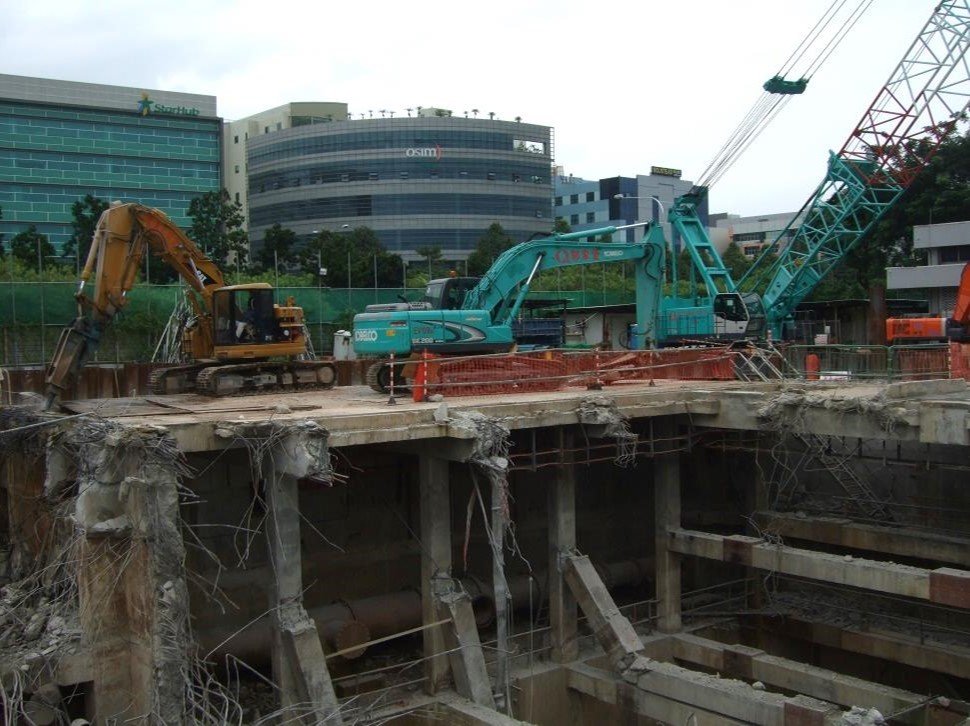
[
  {"x1": 149, "y1": 360, "x2": 336, "y2": 397},
  {"x1": 365, "y1": 360, "x2": 410, "y2": 394},
  {"x1": 149, "y1": 363, "x2": 210, "y2": 396},
  {"x1": 195, "y1": 360, "x2": 337, "y2": 397},
  {"x1": 365, "y1": 361, "x2": 390, "y2": 393}
]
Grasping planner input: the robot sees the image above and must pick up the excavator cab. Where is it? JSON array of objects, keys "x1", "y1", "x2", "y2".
[
  {"x1": 710, "y1": 291, "x2": 766, "y2": 339},
  {"x1": 212, "y1": 284, "x2": 280, "y2": 345},
  {"x1": 423, "y1": 276, "x2": 480, "y2": 310}
]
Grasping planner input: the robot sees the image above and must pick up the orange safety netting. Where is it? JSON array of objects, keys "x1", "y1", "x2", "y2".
[
  {"x1": 950, "y1": 343, "x2": 970, "y2": 381},
  {"x1": 894, "y1": 346, "x2": 952, "y2": 381},
  {"x1": 417, "y1": 347, "x2": 737, "y2": 398}
]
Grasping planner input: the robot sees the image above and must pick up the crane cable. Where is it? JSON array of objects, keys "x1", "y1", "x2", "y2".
[{"x1": 696, "y1": 0, "x2": 874, "y2": 192}]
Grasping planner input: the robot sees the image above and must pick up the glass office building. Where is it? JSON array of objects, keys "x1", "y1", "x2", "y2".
[
  {"x1": 554, "y1": 169, "x2": 703, "y2": 244},
  {"x1": 244, "y1": 110, "x2": 553, "y2": 260},
  {"x1": 0, "y1": 74, "x2": 221, "y2": 251}
]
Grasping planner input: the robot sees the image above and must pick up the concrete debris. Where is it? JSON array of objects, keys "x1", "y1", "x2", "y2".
[
  {"x1": 222, "y1": 418, "x2": 333, "y2": 484},
  {"x1": 86, "y1": 514, "x2": 131, "y2": 538},
  {"x1": 841, "y1": 706, "x2": 885, "y2": 724},
  {"x1": 578, "y1": 396, "x2": 638, "y2": 466},
  {"x1": 756, "y1": 386, "x2": 911, "y2": 432},
  {"x1": 449, "y1": 410, "x2": 510, "y2": 467},
  {"x1": 0, "y1": 405, "x2": 56, "y2": 457},
  {"x1": 433, "y1": 402, "x2": 450, "y2": 424}
]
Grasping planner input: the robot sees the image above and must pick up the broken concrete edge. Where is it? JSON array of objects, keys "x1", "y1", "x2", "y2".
[
  {"x1": 884, "y1": 378, "x2": 967, "y2": 400},
  {"x1": 214, "y1": 418, "x2": 333, "y2": 482},
  {"x1": 17, "y1": 417, "x2": 264, "y2": 723},
  {"x1": 106, "y1": 387, "x2": 726, "y2": 453}
]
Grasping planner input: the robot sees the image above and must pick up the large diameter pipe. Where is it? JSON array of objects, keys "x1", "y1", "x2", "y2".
[{"x1": 198, "y1": 557, "x2": 651, "y2": 664}]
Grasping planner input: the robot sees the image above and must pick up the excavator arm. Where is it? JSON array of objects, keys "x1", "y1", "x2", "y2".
[
  {"x1": 458, "y1": 222, "x2": 666, "y2": 348},
  {"x1": 44, "y1": 203, "x2": 225, "y2": 407},
  {"x1": 464, "y1": 224, "x2": 661, "y2": 317}
]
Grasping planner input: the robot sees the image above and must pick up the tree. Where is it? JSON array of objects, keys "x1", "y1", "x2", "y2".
[
  {"x1": 301, "y1": 226, "x2": 403, "y2": 287},
  {"x1": 466, "y1": 223, "x2": 515, "y2": 276},
  {"x1": 810, "y1": 131, "x2": 970, "y2": 304},
  {"x1": 553, "y1": 217, "x2": 571, "y2": 234},
  {"x1": 415, "y1": 245, "x2": 444, "y2": 279},
  {"x1": 256, "y1": 224, "x2": 298, "y2": 271},
  {"x1": 9, "y1": 225, "x2": 55, "y2": 271},
  {"x1": 187, "y1": 189, "x2": 248, "y2": 268},
  {"x1": 676, "y1": 247, "x2": 693, "y2": 282},
  {"x1": 63, "y1": 194, "x2": 110, "y2": 270},
  {"x1": 721, "y1": 241, "x2": 752, "y2": 281}
]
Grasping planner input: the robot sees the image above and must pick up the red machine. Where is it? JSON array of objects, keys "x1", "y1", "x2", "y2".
[{"x1": 886, "y1": 262, "x2": 970, "y2": 343}]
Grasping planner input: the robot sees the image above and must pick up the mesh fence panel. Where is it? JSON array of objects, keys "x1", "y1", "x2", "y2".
[{"x1": 417, "y1": 347, "x2": 737, "y2": 398}]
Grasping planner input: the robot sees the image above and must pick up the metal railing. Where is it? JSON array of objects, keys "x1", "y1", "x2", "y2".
[{"x1": 782, "y1": 343, "x2": 953, "y2": 381}]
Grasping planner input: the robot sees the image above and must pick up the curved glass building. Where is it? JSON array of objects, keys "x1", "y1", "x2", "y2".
[{"x1": 242, "y1": 110, "x2": 553, "y2": 260}]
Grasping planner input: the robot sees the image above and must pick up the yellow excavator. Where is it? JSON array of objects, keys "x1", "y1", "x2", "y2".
[{"x1": 44, "y1": 202, "x2": 335, "y2": 408}]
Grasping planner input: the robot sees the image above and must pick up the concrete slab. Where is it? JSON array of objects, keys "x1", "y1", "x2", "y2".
[{"x1": 54, "y1": 379, "x2": 970, "y2": 451}]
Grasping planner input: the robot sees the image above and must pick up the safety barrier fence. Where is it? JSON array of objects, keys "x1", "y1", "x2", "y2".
[
  {"x1": 782, "y1": 343, "x2": 965, "y2": 382},
  {"x1": 5, "y1": 343, "x2": 969, "y2": 404},
  {"x1": 403, "y1": 347, "x2": 739, "y2": 399}
]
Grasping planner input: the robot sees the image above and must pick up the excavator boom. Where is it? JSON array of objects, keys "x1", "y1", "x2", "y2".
[
  {"x1": 44, "y1": 203, "x2": 334, "y2": 406},
  {"x1": 44, "y1": 203, "x2": 225, "y2": 407}
]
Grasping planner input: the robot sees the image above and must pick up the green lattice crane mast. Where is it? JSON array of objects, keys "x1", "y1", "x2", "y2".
[{"x1": 739, "y1": 0, "x2": 970, "y2": 338}]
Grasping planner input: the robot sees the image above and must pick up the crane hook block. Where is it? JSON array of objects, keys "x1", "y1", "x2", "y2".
[{"x1": 763, "y1": 75, "x2": 809, "y2": 95}]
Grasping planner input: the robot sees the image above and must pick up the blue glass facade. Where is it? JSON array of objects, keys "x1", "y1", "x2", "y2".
[
  {"x1": 554, "y1": 173, "x2": 702, "y2": 245},
  {"x1": 246, "y1": 116, "x2": 553, "y2": 258},
  {"x1": 0, "y1": 86, "x2": 221, "y2": 251}
]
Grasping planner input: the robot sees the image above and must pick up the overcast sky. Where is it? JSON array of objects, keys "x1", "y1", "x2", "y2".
[{"x1": 2, "y1": 0, "x2": 934, "y2": 217}]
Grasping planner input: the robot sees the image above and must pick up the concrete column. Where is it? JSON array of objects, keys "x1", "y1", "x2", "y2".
[
  {"x1": 491, "y1": 473, "x2": 510, "y2": 710},
  {"x1": 419, "y1": 455, "x2": 452, "y2": 693},
  {"x1": 264, "y1": 464, "x2": 302, "y2": 704},
  {"x1": 435, "y1": 581, "x2": 496, "y2": 709},
  {"x1": 264, "y1": 457, "x2": 341, "y2": 723},
  {"x1": 549, "y1": 428, "x2": 578, "y2": 662},
  {"x1": 75, "y1": 441, "x2": 189, "y2": 723},
  {"x1": 654, "y1": 419, "x2": 682, "y2": 633}
]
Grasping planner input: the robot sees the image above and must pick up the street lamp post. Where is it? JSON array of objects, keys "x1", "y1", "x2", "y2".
[
  {"x1": 339, "y1": 224, "x2": 351, "y2": 308},
  {"x1": 614, "y1": 193, "x2": 669, "y2": 280},
  {"x1": 273, "y1": 249, "x2": 279, "y2": 302}
]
